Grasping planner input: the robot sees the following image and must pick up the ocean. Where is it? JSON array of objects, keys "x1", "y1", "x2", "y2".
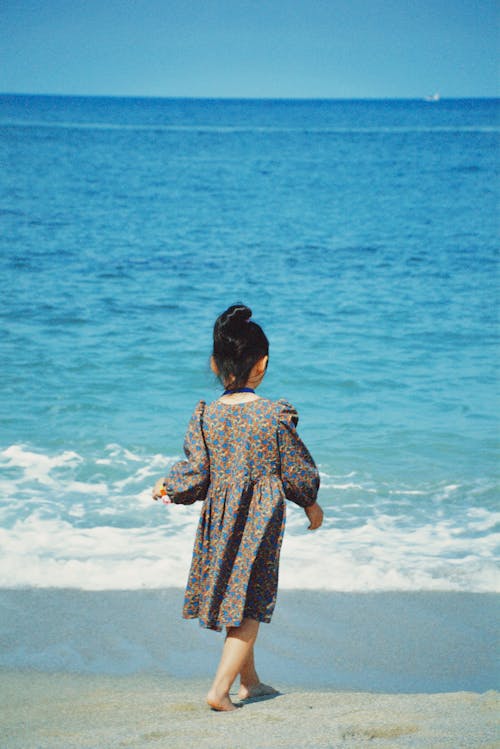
[{"x1": 0, "y1": 94, "x2": 498, "y2": 601}]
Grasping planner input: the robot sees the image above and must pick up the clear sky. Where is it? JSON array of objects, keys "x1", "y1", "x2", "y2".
[{"x1": 0, "y1": 0, "x2": 498, "y2": 98}]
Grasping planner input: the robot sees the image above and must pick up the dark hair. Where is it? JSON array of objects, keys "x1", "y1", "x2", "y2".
[{"x1": 213, "y1": 304, "x2": 269, "y2": 390}]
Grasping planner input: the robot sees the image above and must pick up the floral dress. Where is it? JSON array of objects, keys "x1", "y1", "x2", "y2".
[{"x1": 164, "y1": 397, "x2": 319, "y2": 631}]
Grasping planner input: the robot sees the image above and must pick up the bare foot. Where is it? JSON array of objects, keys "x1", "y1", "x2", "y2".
[
  {"x1": 206, "y1": 687, "x2": 237, "y2": 712},
  {"x1": 238, "y1": 682, "x2": 279, "y2": 700}
]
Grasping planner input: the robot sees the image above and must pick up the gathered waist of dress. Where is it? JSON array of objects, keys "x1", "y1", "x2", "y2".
[{"x1": 209, "y1": 471, "x2": 281, "y2": 489}]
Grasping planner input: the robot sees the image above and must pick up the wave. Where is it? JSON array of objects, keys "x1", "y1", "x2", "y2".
[
  {"x1": 0, "y1": 443, "x2": 498, "y2": 592},
  {"x1": 1, "y1": 120, "x2": 498, "y2": 135},
  {"x1": 0, "y1": 507, "x2": 498, "y2": 592}
]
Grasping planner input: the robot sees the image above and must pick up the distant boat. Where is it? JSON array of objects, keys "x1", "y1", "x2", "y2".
[{"x1": 424, "y1": 92, "x2": 440, "y2": 102}]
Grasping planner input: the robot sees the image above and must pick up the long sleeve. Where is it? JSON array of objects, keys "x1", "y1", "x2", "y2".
[
  {"x1": 277, "y1": 401, "x2": 320, "y2": 508},
  {"x1": 164, "y1": 400, "x2": 210, "y2": 505}
]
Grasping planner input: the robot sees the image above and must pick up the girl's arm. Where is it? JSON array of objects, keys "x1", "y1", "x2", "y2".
[
  {"x1": 154, "y1": 401, "x2": 210, "y2": 505},
  {"x1": 277, "y1": 401, "x2": 322, "y2": 528}
]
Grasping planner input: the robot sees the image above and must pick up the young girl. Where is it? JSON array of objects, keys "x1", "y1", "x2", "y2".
[{"x1": 152, "y1": 304, "x2": 323, "y2": 711}]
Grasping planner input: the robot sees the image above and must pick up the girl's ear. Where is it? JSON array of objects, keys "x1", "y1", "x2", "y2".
[
  {"x1": 210, "y1": 356, "x2": 219, "y2": 376},
  {"x1": 255, "y1": 355, "x2": 268, "y2": 376}
]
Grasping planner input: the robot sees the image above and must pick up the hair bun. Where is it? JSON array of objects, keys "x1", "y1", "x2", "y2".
[
  {"x1": 220, "y1": 304, "x2": 252, "y2": 332},
  {"x1": 212, "y1": 303, "x2": 269, "y2": 389}
]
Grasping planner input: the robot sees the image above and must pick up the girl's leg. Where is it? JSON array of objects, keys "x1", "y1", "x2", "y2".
[
  {"x1": 207, "y1": 617, "x2": 259, "y2": 711},
  {"x1": 238, "y1": 645, "x2": 259, "y2": 696},
  {"x1": 238, "y1": 644, "x2": 279, "y2": 700}
]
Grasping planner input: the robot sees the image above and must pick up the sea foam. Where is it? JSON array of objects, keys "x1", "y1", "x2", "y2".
[{"x1": 0, "y1": 444, "x2": 498, "y2": 593}]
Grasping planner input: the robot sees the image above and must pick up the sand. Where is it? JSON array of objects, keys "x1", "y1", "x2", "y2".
[
  {"x1": 1, "y1": 589, "x2": 498, "y2": 747},
  {"x1": 1, "y1": 589, "x2": 498, "y2": 692},
  {"x1": 1, "y1": 670, "x2": 498, "y2": 749}
]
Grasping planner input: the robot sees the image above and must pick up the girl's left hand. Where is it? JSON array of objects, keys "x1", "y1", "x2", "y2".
[
  {"x1": 305, "y1": 501, "x2": 323, "y2": 530},
  {"x1": 152, "y1": 478, "x2": 172, "y2": 503}
]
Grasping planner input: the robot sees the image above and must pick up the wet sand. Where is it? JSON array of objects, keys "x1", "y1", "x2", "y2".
[
  {"x1": 0, "y1": 589, "x2": 497, "y2": 692},
  {"x1": 1, "y1": 589, "x2": 498, "y2": 747}
]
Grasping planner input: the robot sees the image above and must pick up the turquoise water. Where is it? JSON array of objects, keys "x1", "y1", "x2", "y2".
[{"x1": 0, "y1": 95, "x2": 498, "y2": 592}]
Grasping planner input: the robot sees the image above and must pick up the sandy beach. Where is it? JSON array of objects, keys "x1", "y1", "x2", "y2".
[
  {"x1": 2, "y1": 670, "x2": 498, "y2": 749},
  {"x1": 1, "y1": 589, "x2": 498, "y2": 747}
]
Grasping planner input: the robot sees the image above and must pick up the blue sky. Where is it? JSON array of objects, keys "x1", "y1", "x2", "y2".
[{"x1": 0, "y1": 0, "x2": 498, "y2": 98}]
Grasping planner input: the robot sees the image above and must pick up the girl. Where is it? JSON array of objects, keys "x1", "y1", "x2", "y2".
[{"x1": 152, "y1": 304, "x2": 323, "y2": 711}]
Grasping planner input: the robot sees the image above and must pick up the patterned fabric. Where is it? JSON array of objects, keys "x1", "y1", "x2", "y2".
[{"x1": 165, "y1": 397, "x2": 320, "y2": 631}]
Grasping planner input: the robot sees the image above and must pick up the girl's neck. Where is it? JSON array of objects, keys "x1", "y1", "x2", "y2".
[
  {"x1": 219, "y1": 384, "x2": 261, "y2": 405},
  {"x1": 222, "y1": 386, "x2": 255, "y2": 395}
]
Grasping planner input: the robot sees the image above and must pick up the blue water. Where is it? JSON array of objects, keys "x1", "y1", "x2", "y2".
[{"x1": 0, "y1": 95, "x2": 498, "y2": 592}]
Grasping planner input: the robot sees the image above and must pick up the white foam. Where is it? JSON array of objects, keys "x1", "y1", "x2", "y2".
[
  {"x1": 0, "y1": 504, "x2": 498, "y2": 593},
  {"x1": 0, "y1": 443, "x2": 498, "y2": 593},
  {"x1": 2, "y1": 119, "x2": 498, "y2": 135},
  {"x1": 281, "y1": 507, "x2": 500, "y2": 592},
  {"x1": 465, "y1": 507, "x2": 500, "y2": 532},
  {"x1": 388, "y1": 490, "x2": 427, "y2": 496},
  {"x1": 1, "y1": 445, "x2": 82, "y2": 486}
]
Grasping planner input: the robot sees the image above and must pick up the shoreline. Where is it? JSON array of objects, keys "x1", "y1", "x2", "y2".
[
  {"x1": 0, "y1": 589, "x2": 497, "y2": 693},
  {"x1": 1, "y1": 589, "x2": 498, "y2": 747}
]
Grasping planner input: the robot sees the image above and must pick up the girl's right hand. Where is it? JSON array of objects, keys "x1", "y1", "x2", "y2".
[
  {"x1": 305, "y1": 501, "x2": 323, "y2": 530},
  {"x1": 152, "y1": 478, "x2": 172, "y2": 503}
]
